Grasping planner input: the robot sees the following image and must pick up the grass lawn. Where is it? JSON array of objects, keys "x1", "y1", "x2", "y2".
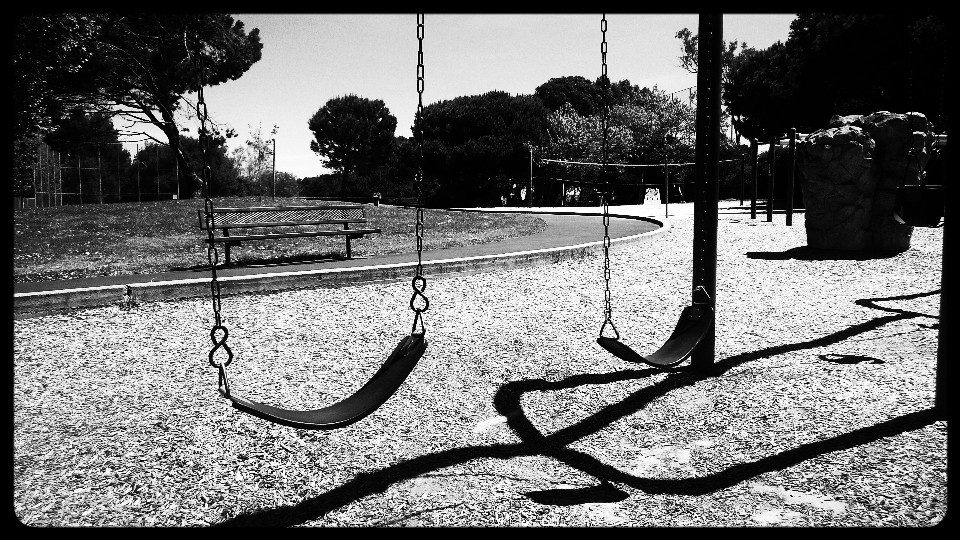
[{"x1": 13, "y1": 197, "x2": 546, "y2": 283}]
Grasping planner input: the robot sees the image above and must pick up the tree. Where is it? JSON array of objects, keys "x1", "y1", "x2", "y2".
[
  {"x1": 723, "y1": 43, "x2": 796, "y2": 142},
  {"x1": 12, "y1": 13, "x2": 263, "y2": 198},
  {"x1": 308, "y1": 95, "x2": 398, "y2": 198},
  {"x1": 418, "y1": 91, "x2": 550, "y2": 206},
  {"x1": 685, "y1": 14, "x2": 948, "y2": 140},
  {"x1": 535, "y1": 76, "x2": 603, "y2": 116},
  {"x1": 542, "y1": 86, "x2": 696, "y2": 165},
  {"x1": 231, "y1": 124, "x2": 278, "y2": 199},
  {"x1": 785, "y1": 13, "x2": 947, "y2": 131}
]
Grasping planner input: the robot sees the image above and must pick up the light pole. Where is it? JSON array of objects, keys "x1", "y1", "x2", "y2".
[
  {"x1": 527, "y1": 142, "x2": 533, "y2": 207},
  {"x1": 271, "y1": 138, "x2": 277, "y2": 201}
]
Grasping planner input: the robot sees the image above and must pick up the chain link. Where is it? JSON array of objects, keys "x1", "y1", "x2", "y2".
[
  {"x1": 194, "y1": 20, "x2": 234, "y2": 388},
  {"x1": 409, "y1": 13, "x2": 429, "y2": 335},
  {"x1": 599, "y1": 14, "x2": 618, "y2": 340}
]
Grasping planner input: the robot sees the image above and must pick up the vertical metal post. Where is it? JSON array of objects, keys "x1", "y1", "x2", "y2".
[
  {"x1": 690, "y1": 13, "x2": 721, "y2": 372},
  {"x1": 767, "y1": 134, "x2": 775, "y2": 222},
  {"x1": 664, "y1": 162, "x2": 670, "y2": 218},
  {"x1": 935, "y1": 139, "x2": 947, "y2": 414},
  {"x1": 78, "y1": 155, "x2": 83, "y2": 205},
  {"x1": 98, "y1": 144, "x2": 103, "y2": 204},
  {"x1": 786, "y1": 128, "x2": 796, "y2": 226},
  {"x1": 176, "y1": 154, "x2": 180, "y2": 200},
  {"x1": 272, "y1": 138, "x2": 277, "y2": 201},
  {"x1": 57, "y1": 152, "x2": 62, "y2": 206},
  {"x1": 751, "y1": 140, "x2": 758, "y2": 219},
  {"x1": 136, "y1": 143, "x2": 141, "y2": 203},
  {"x1": 39, "y1": 144, "x2": 45, "y2": 208},
  {"x1": 739, "y1": 152, "x2": 745, "y2": 206},
  {"x1": 528, "y1": 144, "x2": 533, "y2": 207}
]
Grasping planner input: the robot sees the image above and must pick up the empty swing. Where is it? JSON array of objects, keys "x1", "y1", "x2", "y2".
[
  {"x1": 593, "y1": 14, "x2": 715, "y2": 369},
  {"x1": 195, "y1": 15, "x2": 430, "y2": 429}
]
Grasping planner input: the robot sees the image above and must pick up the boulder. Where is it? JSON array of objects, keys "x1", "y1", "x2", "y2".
[{"x1": 796, "y1": 111, "x2": 933, "y2": 251}]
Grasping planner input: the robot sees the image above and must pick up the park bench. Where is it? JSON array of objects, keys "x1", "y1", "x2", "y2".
[{"x1": 197, "y1": 204, "x2": 380, "y2": 265}]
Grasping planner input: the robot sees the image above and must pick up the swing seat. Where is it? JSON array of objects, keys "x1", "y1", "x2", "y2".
[
  {"x1": 597, "y1": 305, "x2": 714, "y2": 369},
  {"x1": 221, "y1": 334, "x2": 426, "y2": 430},
  {"x1": 894, "y1": 185, "x2": 944, "y2": 228}
]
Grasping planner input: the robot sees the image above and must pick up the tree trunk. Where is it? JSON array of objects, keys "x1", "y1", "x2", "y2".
[{"x1": 156, "y1": 103, "x2": 201, "y2": 198}]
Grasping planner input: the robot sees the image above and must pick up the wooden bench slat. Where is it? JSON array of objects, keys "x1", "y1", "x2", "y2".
[
  {"x1": 199, "y1": 218, "x2": 367, "y2": 230},
  {"x1": 211, "y1": 205, "x2": 363, "y2": 212},
  {"x1": 204, "y1": 228, "x2": 381, "y2": 243}
]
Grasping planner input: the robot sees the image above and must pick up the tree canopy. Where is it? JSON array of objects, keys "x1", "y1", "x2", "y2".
[
  {"x1": 307, "y1": 94, "x2": 398, "y2": 197},
  {"x1": 13, "y1": 13, "x2": 263, "y2": 197},
  {"x1": 681, "y1": 13, "x2": 949, "y2": 140},
  {"x1": 418, "y1": 91, "x2": 550, "y2": 206}
]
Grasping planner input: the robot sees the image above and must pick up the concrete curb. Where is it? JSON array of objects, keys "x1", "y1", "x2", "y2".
[{"x1": 14, "y1": 213, "x2": 668, "y2": 318}]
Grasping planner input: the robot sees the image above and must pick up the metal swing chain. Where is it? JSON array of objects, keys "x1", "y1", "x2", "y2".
[
  {"x1": 409, "y1": 13, "x2": 430, "y2": 335},
  {"x1": 194, "y1": 23, "x2": 234, "y2": 395},
  {"x1": 599, "y1": 14, "x2": 619, "y2": 340}
]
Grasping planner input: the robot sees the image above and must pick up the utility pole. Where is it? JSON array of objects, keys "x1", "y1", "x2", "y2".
[{"x1": 272, "y1": 138, "x2": 277, "y2": 201}]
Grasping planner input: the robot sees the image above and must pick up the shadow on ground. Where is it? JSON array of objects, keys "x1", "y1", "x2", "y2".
[
  {"x1": 214, "y1": 290, "x2": 943, "y2": 527},
  {"x1": 170, "y1": 252, "x2": 348, "y2": 272},
  {"x1": 746, "y1": 245, "x2": 904, "y2": 261}
]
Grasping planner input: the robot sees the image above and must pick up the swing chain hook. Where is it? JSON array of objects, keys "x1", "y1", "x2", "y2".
[
  {"x1": 409, "y1": 13, "x2": 429, "y2": 336},
  {"x1": 195, "y1": 17, "x2": 234, "y2": 388}
]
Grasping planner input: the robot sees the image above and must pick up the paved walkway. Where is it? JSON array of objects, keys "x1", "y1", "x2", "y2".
[{"x1": 13, "y1": 201, "x2": 753, "y2": 316}]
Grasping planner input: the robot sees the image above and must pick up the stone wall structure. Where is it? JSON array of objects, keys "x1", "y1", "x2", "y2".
[{"x1": 796, "y1": 111, "x2": 934, "y2": 251}]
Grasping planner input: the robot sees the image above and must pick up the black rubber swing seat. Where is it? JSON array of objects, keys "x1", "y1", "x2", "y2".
[
  {"x1": 597, "y1": 305, "x2": 714, "y2": 368},
  {"x1": 220, "y1": 334, "x2": 426, "y2": 430}
]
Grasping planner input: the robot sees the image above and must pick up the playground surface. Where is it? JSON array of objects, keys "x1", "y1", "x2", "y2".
[{"x1": 12, "y1": 202, "x2": 946, "y2": 527}]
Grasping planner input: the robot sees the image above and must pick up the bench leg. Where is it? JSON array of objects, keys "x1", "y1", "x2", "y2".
[
  {"x1": 224, "y1": 242, "x2": 231, "y2": 266},
  {"x1": 345, "y1": 235, "x2": 352, "y2": 259}
]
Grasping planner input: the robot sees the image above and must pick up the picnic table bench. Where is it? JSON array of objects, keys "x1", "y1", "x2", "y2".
[{"x1": 197, "y1": 205, "x2": 380, "y2": 265}]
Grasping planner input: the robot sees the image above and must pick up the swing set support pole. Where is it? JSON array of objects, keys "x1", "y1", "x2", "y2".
[
  {"x1": 767, "y1": 133, "x2": 775, "y2": 222},
  {"x1": 690, "y1": 13, "x2": 722, "y2": 373},
  {"x1": 786, "y1": 128, "x2": 796, "y2": 226}
]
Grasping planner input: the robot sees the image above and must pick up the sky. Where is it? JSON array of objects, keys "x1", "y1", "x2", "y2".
[{"x1": 137, "y1": 13, "x2": 798, "y2": 179}]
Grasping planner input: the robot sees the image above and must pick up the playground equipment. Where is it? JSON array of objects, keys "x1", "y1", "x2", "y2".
[
  {"x1": 196, "y1": 15, "x2": 429, "y2": 429},
  {"x1": 894, "y1": 134, "x2": 947, "y2": 228},
  {"x1": 595, "y1": 14, "x2": 721, "y2": 371},
  {"x1": 767, "y1": 127, "x2": 947, "y2": 229}
]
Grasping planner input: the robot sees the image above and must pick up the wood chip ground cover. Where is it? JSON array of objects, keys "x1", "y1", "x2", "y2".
[{"x1": 13, "y1": 210, "x2": 946, "y2": 527}]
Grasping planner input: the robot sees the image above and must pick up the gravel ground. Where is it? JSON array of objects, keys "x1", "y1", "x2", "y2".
[{"x1": 12, "y1": 209, "x2": 946, "y2": 527}]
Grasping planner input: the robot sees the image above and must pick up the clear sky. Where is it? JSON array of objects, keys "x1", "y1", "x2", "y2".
[{"x1": 148, "y1": 13, "x2": 798, "y2": 178}]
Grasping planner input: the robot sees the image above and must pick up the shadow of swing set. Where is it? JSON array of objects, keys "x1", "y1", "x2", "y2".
[{"x1": 194, "y1": 15, "x2": 947, "y2": 431}]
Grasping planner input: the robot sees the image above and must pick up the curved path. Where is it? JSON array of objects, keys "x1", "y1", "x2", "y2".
[{"x1": 14, "y1": 202, "x2": 731, "y2": 317}]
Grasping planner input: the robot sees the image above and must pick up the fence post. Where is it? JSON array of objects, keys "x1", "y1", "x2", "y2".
[
  {"x1": 739, "y1": 152, "x2": 745, "y2": 206},
  {"x1": 98, "y1": 144, "x2": 103, "y2": 204},
  {"x1": 750, "y1": 139, "x2": 758, "y2": 219},
  {"x1": 767, "y1": 134, "x2": 775, "y2": 222},
  {"x1": 786, "y1": 128, "x2": 796, "y2": 226},
  {"x1": 664, "y1": 162, "x2": 670, "y2": 218}
]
